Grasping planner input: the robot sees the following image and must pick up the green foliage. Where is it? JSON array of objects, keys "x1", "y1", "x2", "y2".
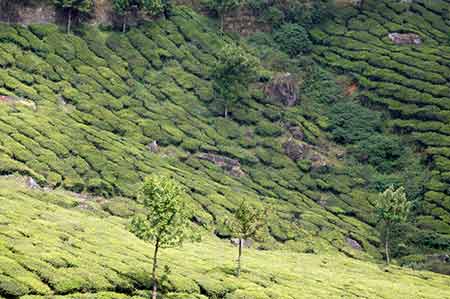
[
  {"x1": 112, "y1": 0, "x2": 164, "y2": 31},
  {"x1": 328, "y1": 101, "x2": 382, "y2": 144},
  {"x1": 274, "y1": 24, "x2": 312, "y2": 57},
  {"x1": 52, "y1": 0, "x2": 93, "y2": 13},
  {"x1": 130, "y1": 175, "x2": 193, "y2": 248},
  {"x1": 0, "y1": 4, "x2": 447, "y2": 283},
  {"x1": 249, "y1": 0, "x2": 334, "y2": 29},
  {"x1": 226, "y1": 200, "x2": 268, "y2": 241},
  {"x1": 204, "y1": 0, "x2": 243, "y2": 29},
  {"x1": 226, "y1": 200, "x2": 268, "y2": 276},
  {"x1": 130, "y1": 175, "x2": 196, "y2": 299},
  {"x1": 376, "y1": 186, "x2": 412, "y2": 264},
  {"x1": 376, "y1": 186, "x2": 412, "y2": 226},
  {"x1": 52, "y1": 0, "x2": 94, "y2": 33},
  {"x1": 212, "y1": 44, "x2": 259, "y2": 117},
  {"x1": 352, "y1": 134, "x2": 405, "y2": 173},
  {"x1": 255, "y1": 121, "x2": 282, "y2": 137}
]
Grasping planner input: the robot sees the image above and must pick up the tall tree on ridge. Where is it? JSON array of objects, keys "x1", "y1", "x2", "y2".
[
  {"x1": 53, "y1": 0, "x2": 94, "y2": 33},
  {"x1": 212, "y1": 44, "x2": 259, "y2": 118}
]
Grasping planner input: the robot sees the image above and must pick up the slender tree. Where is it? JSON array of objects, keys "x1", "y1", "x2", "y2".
[
  {"x1": 375, "y1": 186, "x2": 411, "y2": 265},
  {"x1": 226, "y1": 200, "x2": 268, "y2": 277},
  {"x1": 205, "y1": 0, "x2": 243, "y2": 31},
  {"x1": 212, "y1": 44, "x2": 259, "y2": 118},
  {"x1": 112, "y1": 0, "x2": 139, "y2": 32},
  {"x1": 130, "y1": 175, "x2": 194, "y2": 299},
  {"x1": 53, "y1": 0, "x2": 94, "y2": 33},
  {"x1": 112, "y1": 0, "x2": 163, "y2": 32}
]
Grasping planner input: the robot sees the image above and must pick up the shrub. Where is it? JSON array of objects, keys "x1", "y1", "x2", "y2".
[
  {"x1": 255, "y1": 121, "x2": 283, "y2": 137},
  {"x1": 273, "y1": 24, "x2": 312, "y2": 57},
  {"x1": 261, "y1": 7, "x2": 284, "y2": 28},
  {"x1": 351, "y1": 134, "x2": 405, "y2": 173},
  {"x1": 87, "y1": 178, "x2": 114, "y2": 196},
  {"x1": 328, "y1": 101, "x2": 382, "y2": 144}
]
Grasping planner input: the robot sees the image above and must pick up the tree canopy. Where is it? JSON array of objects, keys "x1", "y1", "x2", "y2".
[
  {"x1": 376, "y1": 186, "x2": 412, "y2": 264},
  {"x1": 130, "y1": 175, "x2": 195, "y2": 299},
  {"x1": 53, "y1": 0, "x2": 94, "y2": 33},
  {"x1": 212, "y1": 44, "x2": 259, "y2": 118},
  {"x1": 226, "y1": 200, "x2": 268, "y2": 277}
]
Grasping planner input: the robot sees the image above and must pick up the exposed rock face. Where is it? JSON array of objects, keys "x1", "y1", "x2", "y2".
[
  {"x1": 288, "y1": 126, "x2": 304, "y2": 141},
  {"x1": 0, "y1": 95, "x2": 12, "y2": 102},
  {"x1": 388, "y1": 33, "x2": 422, "y2": 45},
  {"x1": 0, "y1": 2, "x2": 56, "y2": 24},
  {"x1": 310, "y1": 153, "x2": 328, "y2": 170},
  {"x1": 265, "y1": 73, "x2": 298, "y2": 107},
  {"x1": 0, "y1": 0, "x2": 134, "y2": 27},
  {"x1": 197, "y1": 153, "x2": 244, "y2": 177},
  {"x1": 147, "y1": 140, "x2": 160, "y2": 153},
  {"x1": 222, "y1": 8, "x2": 270, "y2": 36},
  {"x1": 283, "y1": 139, "x2": 308, "y2": 161},
  {"x1": 26, "y1": 177, "x2": 39, "y2": 189},
  {"x1": 346, "y1": 237, "x2": 363, "y2": 251},
  {"x1": 438, "y1": 254, "x2": 450, "y2": 263}
]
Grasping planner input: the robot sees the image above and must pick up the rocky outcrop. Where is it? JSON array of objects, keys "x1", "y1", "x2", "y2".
[
  {"x1": 265, "y1": 73, "x2": 299, "y2": 107},
  {"x1": 388, "y1": 33, "x2": 422, "y2": 45},
  {"x1": 26, "y1": 177, "x2": 40, "y2": 189},
  {"x1": 283, "y1": 139, "x2": 308, "y2": 161},
  {"x1": 346, "y1": 237, "x2": 363, "y2": 251},
  {"x1": 0, "y1": 1, "x2": 56, "y2": 24},
  {"x1": 147, "y1": 140, "x2": 160, "y2": 153},
  {"x1": 197, "y1": 153, "x2": 244, "y2": 177},
  {"x1": 222, "y1": 8, "x2": 270, "y2": 36},
  {"x1": 287, "y1": 125, "x2": 304, "y2": 141},
  {"x1": 0, "y1": 0, "x2": 136, "y2": 27}
]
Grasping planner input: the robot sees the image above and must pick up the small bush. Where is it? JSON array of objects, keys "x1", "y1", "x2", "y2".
[
  {"x1": 351, "y1": 134, "x2": 405, "y2": 173},
  {"x1": 328, "y1": 101, "x2": 382, "y2": 144},
  {"x1": 255, "y1": 121, "x2": 283, "y2": 137},
  {"x1": 274, "y1": 24, "x2": 312, "y2": 57}
]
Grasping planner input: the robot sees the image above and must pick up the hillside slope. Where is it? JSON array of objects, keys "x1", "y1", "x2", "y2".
[
  {"x1": 0, "y1": 7, "x2": 385, "y2": 259},
  {"x1": 311, "y1": 0, "x2": 450, "y2": 265},
  {"x1": 1, "y1": 176, "x2": 450, "y2": 299}
]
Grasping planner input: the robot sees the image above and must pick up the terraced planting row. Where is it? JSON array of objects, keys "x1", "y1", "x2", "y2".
[
  {"x1": 311, "y1": 0, "x2": 450, "y2": 239},
  {"x1": 0, "y1": 6, "x2": 383, "y2": 274},
  {"x1": 2, "y1": 178, "x2": 450, "y2": 299}
]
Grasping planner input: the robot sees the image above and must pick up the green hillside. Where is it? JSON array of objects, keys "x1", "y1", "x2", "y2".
[
  {"x1": 0, "y1": 1, "x2": 449, "y2": 297},
  {"x1": 2, "y1": 176, "x2": 450, "y2": 299},
  {"x1": 311, "y1": 0, "x2": 450, "y2": 265},
  {"x1": 0, "y1": 7, "x2": 384, "y2": 259}
]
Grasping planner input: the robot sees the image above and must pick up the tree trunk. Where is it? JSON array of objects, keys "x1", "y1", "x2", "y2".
[
  {"x1": 224, "y1": 103, "x2": 228, "y2": 118},
  {"x1": 152, "y1": 240, "x2": 160, "y2": 299},
  {"x1": 237, "y1": 238, "x2": 243, "y2": 277},
  {"x1": 220, "y1": 14, "x2": 224, "y2": 32},
  {"x1": 385, "y1": 226, "x2": 390, "y2": 265},
  {"x1": 122, "y1": 14, "x2": 127, "y2": 33},
  {"x1": 67, "y1": 9, "x2": 72, "y2": 34},
  {"x1": 5, "y1": 2, "x2": 11, "y2": 25}
]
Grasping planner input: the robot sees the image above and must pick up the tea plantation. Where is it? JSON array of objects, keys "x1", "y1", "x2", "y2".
[
  {"x1": 0, "y1": 7, "x2": 386, "y2": 258},
  {"x1": 0, "y1": 1, "x2": 449, "y2": 298},
  {"x1": 1, "y1": 176, "x2": 450, "y2": 298},
  {"x1": 311, "y1": 0, "x2": 450, "y2": 260}
]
